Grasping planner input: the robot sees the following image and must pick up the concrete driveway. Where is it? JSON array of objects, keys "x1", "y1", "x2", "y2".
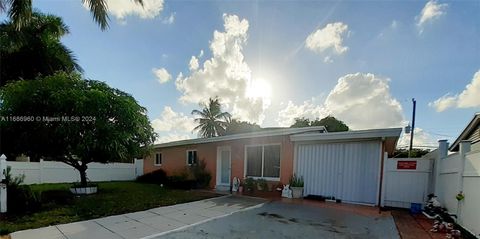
[
  {"x1": 156, "y1": 200, "x2": 400, "y2": 239},
  {"x1": 10, "y1": 195, "x2": 267, "y2": 239}
]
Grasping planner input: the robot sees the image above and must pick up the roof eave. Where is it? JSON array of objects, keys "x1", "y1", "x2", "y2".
[
  {"x1": 153, "y1": 126, "x2": 327, "y2": 149},
  {"x1": 449, "y1": 113, "x2": 480, "y2": 152}
]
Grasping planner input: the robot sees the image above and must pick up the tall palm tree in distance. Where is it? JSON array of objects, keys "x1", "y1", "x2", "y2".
[
  {"x1": 192, "y1": 97, "x2": 231, "y2": 138},
  {"x1": 0, "y1": 0, "x2": 143, "y2": 30}
]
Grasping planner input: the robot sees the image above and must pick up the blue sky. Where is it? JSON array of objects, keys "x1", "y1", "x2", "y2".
[{"x1": 23, "y1": 0, "x2": 480, "y2": 146}]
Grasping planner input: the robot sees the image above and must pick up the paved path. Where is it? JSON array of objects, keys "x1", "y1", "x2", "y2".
[
  {"x1": 10, "y1": 195, "x2": 266, "y2": 239},
  {"x1": 155, "y1": 200, "x2": 399, "y2": 239}
]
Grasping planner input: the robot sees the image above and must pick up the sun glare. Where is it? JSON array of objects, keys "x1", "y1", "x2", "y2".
[{"x1": 246, "y1": 78, "x2": 272, "y2": 103}]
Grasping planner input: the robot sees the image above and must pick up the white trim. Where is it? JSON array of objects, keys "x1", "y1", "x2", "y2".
[
  {"x1": 154, "y1": 126, "x2": 326, "y2": 148},
  {"x1": 186, "y1": 149, "x2": 197, "y2": 166},
  {"x1": 244, "y1": 143, "x2": 281, "y2": 180},
  {"x1": 290, "y1": 128, "x2": 401, "y2": 142},
  {"x1": 216, "y1": 146, "x2": 231, "y2": 187},
  {"x1": 154, "y1": 153, "x2": 162, "y2": 166}
]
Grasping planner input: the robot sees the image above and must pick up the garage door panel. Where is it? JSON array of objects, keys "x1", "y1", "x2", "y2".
[{"x1": 295, "y1": 141, "x2": 381, "y2": 205}]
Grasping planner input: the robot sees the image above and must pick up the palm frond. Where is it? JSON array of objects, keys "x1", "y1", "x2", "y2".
[
  {"x1": 83, "y1": 0, "x2": 109, "y2": 31},
  {"x1": 8, "y1": 0, "x2": 32, "y2": 30}
]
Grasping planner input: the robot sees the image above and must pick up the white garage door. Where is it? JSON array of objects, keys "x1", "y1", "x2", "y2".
[{"x1": 295, "y1": 141, "x2": 381, "y2": 205}]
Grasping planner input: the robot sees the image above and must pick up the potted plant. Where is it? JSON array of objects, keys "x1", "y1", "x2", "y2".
[
  {"x1": 456, "y1": 191, "x2": 465, "y2": 201},
  {"x1": 244, "y1": 178, "x2": 256, "y2": 193},
  {"x1": 256, "y1": 179, "x2": 268, "y2": 191},
  {"x1": 289, "y1": 174, "x2": 304, "y2": 199}
]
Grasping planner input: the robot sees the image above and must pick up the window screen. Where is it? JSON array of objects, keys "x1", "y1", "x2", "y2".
[
  {"x1": 246, "y1": 146, "x2": 262, "y2": 177},
  {"x1": 263, "y1": 145, "x2": 280, "y2": 177}
]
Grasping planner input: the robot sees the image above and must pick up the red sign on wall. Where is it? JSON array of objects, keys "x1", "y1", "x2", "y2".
[{"x1": 397, "y1": 161, "x2": 417, "y2": 170}]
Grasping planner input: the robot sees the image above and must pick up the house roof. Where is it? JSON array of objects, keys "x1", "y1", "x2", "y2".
[
  {"x1": 449, "y1": 112, "x2": 480, "y2": 152},
  {"x1": 153, "y1": 126, "x2": 327, "y2": 148},
  {"x1": 290, "y1": 128, "x2": 402, "y2": 154}
]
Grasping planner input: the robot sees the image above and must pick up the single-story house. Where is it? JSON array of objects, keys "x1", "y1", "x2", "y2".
[{"x1": 144, "y1": 126, "x2": 402, "y2": 206}]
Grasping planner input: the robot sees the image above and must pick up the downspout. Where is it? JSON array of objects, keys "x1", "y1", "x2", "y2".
[{"x1": 377, "y1": 140, "x2": 386, "y2": 213}]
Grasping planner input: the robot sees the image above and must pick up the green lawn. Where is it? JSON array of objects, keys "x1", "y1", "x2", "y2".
[{"x1": 0, "y1": 181, "x2": 219, "y2": 235}]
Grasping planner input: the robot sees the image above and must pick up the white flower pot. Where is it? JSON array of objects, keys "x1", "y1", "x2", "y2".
[
  {"x1": 70, "y1": 186, "x2": 97, "y2": 195},
  {"x1": 291, "y1": 187, "x2": 303, "y2": 199}
]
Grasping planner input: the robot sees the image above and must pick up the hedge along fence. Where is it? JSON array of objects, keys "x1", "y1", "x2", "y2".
[{"x1": 4, "y1": 159, "x2": 143, "y2": 185}]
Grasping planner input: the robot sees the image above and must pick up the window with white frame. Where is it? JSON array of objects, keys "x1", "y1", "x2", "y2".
[
  {"x1": 187, "y1": 150, "x2": 198, "y2": 166},
  {"x1": 154, "y1": 153, "x2": 162, "y2": 166},
  {"x1": 246, "y1": 145, "x2": 280, "y2": 179}
]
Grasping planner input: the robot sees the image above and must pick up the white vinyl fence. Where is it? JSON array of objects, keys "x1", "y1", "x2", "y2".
[
  {"x1": 4, "y1": 159, "x2": 144, "y2": 185},
  {"x1": 382, "y1": 158, "x2": 433, "y2": 209},
  {"x1": 433, "y1": 141, "x2": 480, "y2": 237}
]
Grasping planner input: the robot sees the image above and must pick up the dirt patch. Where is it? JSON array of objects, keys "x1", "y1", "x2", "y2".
[{"x1": 257, "y1": 212, "x2": 284, "y2": 219}]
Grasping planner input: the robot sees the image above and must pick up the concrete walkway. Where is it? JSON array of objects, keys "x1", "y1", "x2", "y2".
[{"x1": 10, "y1": 195, "x2": 266, "y2": 239}]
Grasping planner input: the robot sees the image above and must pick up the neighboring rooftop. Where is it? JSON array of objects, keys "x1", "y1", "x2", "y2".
[
  {"x1": 153, "y1": 126, "x2": 327, "y2": 148},
  {"x1": 449, "y1": 112, "x2": 480, "y2": 152}
]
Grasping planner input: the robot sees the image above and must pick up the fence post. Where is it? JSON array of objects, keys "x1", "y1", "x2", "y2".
[
  {"x1": 434, "y1": 140, "x2": 448, "y2": 198},
  {"x1": 0, "y1": 154, "x2": 7, "y2": 213},
  {"x1": 457, "y1": 141, "x2": 471, "y2": 224},
  {"x1": 39, "y1": 158, "x2": 44, "y2": 184}
]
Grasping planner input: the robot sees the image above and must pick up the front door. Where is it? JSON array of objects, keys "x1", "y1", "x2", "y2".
[{"x1": 216, "y1": 146, "x2": 231, "y2": 190}]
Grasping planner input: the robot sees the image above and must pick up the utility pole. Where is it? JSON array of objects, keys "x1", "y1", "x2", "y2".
[{"x1": 409, "y1": 98, "x2": 416, "y2": 158}]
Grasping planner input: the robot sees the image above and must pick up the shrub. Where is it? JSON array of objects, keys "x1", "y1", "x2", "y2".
[
  {"x1": 244, "y1": 178, "x2": 256, "y2": 192},
  {"x1": 4, "y1": 167, "x2": 41, "y2": 215},
  {"x1": 136, "y1": 169, "x2": 167, "y2": 184},
  {"x1": 289, "y1": 174, "x2": 304, "y2": 187},
  {"x1": 166, "y1": 175, "x2": 196, "y2": 190},
  {"x1": 41, "y1": 190, "x2": 73, "y2": 205},
  {"x1": 256, "y1": 179, "x2": 268, "y2": 191},
  {"x1": 165, "y1": 160, "x2": 211, "y2": 189},
  {"x1": 190, "y1": 160, "x2": 211, "y2": 189}
]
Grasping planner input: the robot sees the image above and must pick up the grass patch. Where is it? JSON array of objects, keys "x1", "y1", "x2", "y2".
[{"x1": 0, "y1": 181, "x2": 218, "y2": 235}]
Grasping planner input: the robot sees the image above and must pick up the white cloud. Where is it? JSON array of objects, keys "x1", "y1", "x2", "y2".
[
  {"x1": 398, "y1": 128, "x2": 438, "y2": 149},
  {"x1": 417, "y1": 0, "x2": 448, "y2": 32},
  {"x1": 323, "y1": 73, "x2": 405, "y2": 129},
  {"x1": 152, "y1": 67, "x2": 172, "y2": 84},
  {"x1": 390, "y1": 20, "x2": 398, "y2": 29},
  {"x1": 175, "y1": 14, "x2": 269, "y2": 123},
  {"x1": 305, "y1": 22, "x2": 349, "y2": 60},
  {"x1": 100, "y1": 0, "x2": 164, "y2": 22},
  {"x1": 189, "y1": 56, "x2": 199, "y2": 71},
  {"x1": 277, "y1": 97, "x2": 326, "y2": 127},
  {"x1": 162, "y1": 12, "x2": 176, "y2": 24},
  {"x1": 151, "y1": 106, "x2": 196, "y2": 143},
  {"x1": 323, "y1": 56, "x2": 333, "y2": 63},
  {"x1": 277, "y1": 73, "x2": 405, "y2": 130},
  {"x1": 275, "y1": 72, "x2": 437, "y2": 148},
  {"x1": 155, "y1": 133, "x2": 191, "y2": 144},
  {"x1": 429, "y1": 70, "x2": 480, "y2": 112}
]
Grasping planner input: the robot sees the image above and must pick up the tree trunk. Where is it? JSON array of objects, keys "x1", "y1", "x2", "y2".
[{"x1": 78, "y1": 164, "x2": 88, "y2": 187}]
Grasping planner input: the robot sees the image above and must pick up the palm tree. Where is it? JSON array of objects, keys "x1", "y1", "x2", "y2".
[
  {"x1": 0, "y1": 11, "x2": 82, "y2": 86},
  {"x1": 0, "y1": 0, "x2": 143, "y2": 31},
  {"x1": 192, "y1": 98, "x2": 232, "y2": 138}
]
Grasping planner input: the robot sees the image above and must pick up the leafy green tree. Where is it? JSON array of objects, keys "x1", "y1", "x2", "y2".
[
  {"x1": 191, "y1": 97, "x2": 231, "y2": 138},
  {"x1": 225, "y1": 119, "x2": 262, "y2": 135},
  {"x1": 0, "y1": 72, "x2": 156, "y2": 186},
  {"x1": 0, "y1": 11, "x2": 82, "y2": 86},
  {"x1": 0, "y1": 0, "x2": 143, "y2": 31},
  {"x1": 291, "y1": 116, "x2": 349, "y2": 132},
  {"x1": 290, "y1": 117, "x2": 311, "y2": 128},
  {"x1": 393, "y1": 148, "x2": 431, "y2": 158}
]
